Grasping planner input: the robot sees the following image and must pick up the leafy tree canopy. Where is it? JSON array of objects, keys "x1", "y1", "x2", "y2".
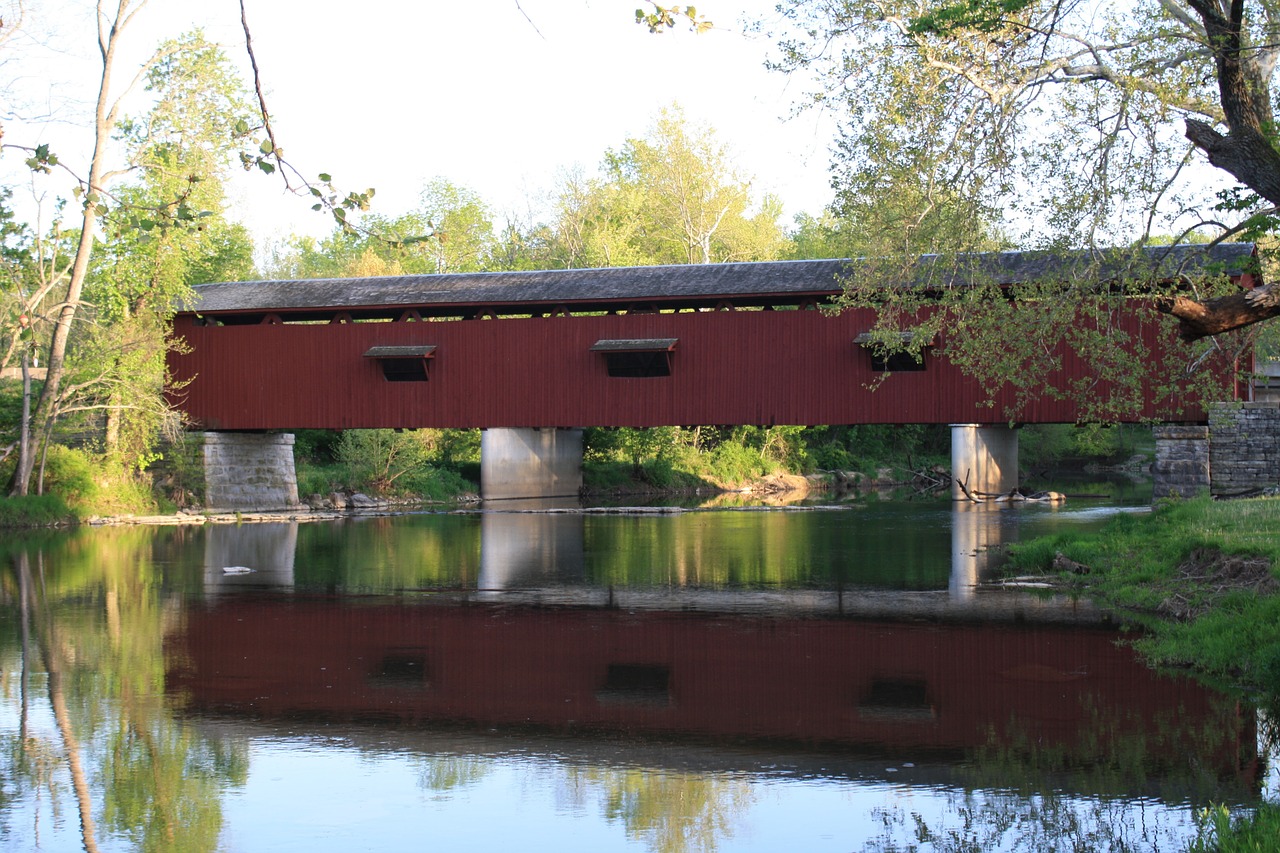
[
  {"x1": 769, "y1": 0, "x2": 1280, "y2": 338},
  {"x1": 763, "y1": 0, "x2": 1280, "y2": 420}
]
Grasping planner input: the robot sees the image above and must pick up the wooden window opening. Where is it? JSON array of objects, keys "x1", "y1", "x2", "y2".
[
  {"x1": 590, "y1": 338, "x2": 677, "y2": 378},
  {"x1": 855, "y1": 332, "x2": 928, "y2": 373},
  {"x1": 364, "y1": 345, "x2": 437, "y2": 382}
]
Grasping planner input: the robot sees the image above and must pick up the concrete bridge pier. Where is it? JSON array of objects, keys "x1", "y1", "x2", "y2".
[
  {"x1": 480, "y1": 428, "x2": 584, "y2": 501},
  {"x1": 950, "y1": 424, "x2": 1019, "y2": 500}
]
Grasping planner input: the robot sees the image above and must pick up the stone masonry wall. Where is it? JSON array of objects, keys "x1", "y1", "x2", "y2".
[
  {"x1": 202, "y1": 432, "x2": 300, "y2": 511},
  {"x1": 1208, "y1": 403, "x2": 1280, "y2": 495},
  {"x1": 1152, "y1": 425, "x2": 1211, "y2": 500}
]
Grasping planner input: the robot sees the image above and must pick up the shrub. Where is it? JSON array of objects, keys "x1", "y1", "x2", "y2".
[
  {"x1": 706, "y1": 440, "x2": 768, "y2": 486},
  {"x1": 39, "y1": 445, "x2": 99, "y2": 507},
  {"x1": 0, "y1": 493, "x2": 74, "y2": 526}
]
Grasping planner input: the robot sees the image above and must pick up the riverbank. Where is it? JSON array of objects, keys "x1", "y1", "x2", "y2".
[
  {"x1": 1004, "y1": 495, "x2": 1280, "y2": 851},
  {"x1": 1006, "y1": 495, "x2": 1280, "y2": 696}
]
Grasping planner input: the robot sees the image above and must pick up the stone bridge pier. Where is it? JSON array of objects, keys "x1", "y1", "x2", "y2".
[{"x1": 202, "y1": 432, "x2": 300, "y2": 512}]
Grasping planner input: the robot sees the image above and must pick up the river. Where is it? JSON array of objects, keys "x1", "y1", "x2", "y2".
[{"x1": 1, "y1": 484, "x2": 1273, "y2": 852}]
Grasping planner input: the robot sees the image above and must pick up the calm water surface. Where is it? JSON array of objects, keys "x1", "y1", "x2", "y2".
[{"x1": 1, "y1": 489, "x2": 1274, "y2": 852}]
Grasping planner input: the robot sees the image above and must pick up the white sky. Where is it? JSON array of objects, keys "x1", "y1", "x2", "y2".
[{"x1": 1, "y1": 0, "x2": 838, "y2": 251}]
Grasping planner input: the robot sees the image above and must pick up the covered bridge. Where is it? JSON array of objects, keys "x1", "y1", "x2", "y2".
[{"x1": 169, "y1": 244, "x2": 1255, "y2": 505}]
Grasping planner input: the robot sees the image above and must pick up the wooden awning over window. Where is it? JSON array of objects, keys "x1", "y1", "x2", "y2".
[
  {"x1": 364, "y1": 345, "x2": 437, "y2": 358},
  {"x1": 364, "y1": 345, "x2": 436, "y2": 382},
  {"x1": 590, "y1": 338, "x2": 677, "y2": 378},
  {"x1": 589, "y1": 338, "x2": 678, "y2": 353}
]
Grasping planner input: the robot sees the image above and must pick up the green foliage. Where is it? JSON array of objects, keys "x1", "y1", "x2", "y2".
[
  {"x1": 148, "y1": 433, "x2": 205, "y2": 510},
  {"x1": 42, "y1": 30, "x2": 261, "y2": 480},
  {"x1": 705, "y1": 439, "x2": 770, "y2": 485},
  {"x1": 39, "y1": 445, "x2": 99, "y2": 506},
  {"x1": 293, "y1": 428, "x2": 479, "y2": 501},
  {"x1": 293, "y1": 429, "x2": 344, "y2": 465},
  {"x1": 583, "y1": 424, "x2": 951, "y2": 492},
  {"x1": 336, "y1": 429, "x2": 437, "y2": 494},
  {"x1": 1189, "y1": 803, "x2": 1280, "y2": 853},
  {"x1": 1019, "y1": 424, "x2": 1151, "y2": 467},
  {"x1": 1008, "y1": 496, "x2": 1280, "y2": 697},
  {"x1": 909, "y1": 0, "x2": 1036, "y2": 35},
  {"x1": 263, "y1": 178, "x2": 492, "y2": 278},
  {"x1": 41, "y1": 446, "x2": 162, "y2": 516},
  {"x1": 804, "y1": 424, "x2": 948, "y2": 473},
  {"x1": 769, "y1": 0, "x2": 1272, "y2": 416},
  {"x1": 635, "y1": 4, "x2": 713, "y2": 33},
  {"x1": 0, "y1": 493, "x2": 74, "y2": 526},
  {"x1": 551, "y1": 107, "x2": 787, "y2": 268},
  {"x1": 323, "y1": 428, "x2": 476, "y2": 499},
  {"x1": 416, "y1": 178, "x2": 495, "y2": 273}
]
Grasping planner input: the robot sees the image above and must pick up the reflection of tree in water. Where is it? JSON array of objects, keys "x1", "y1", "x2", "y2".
[
  {"x1": 559, "y1": 765, "x2": 753, "y2": 853},
  {"x1": 965, "y1": 693, "x2": 1257, "y2": 803},
  {"x1": 414, "y1": 755, "x2": 490, "y2": 794},
  {"x1": 3, "y1": 732, "x2": 64, "y2": 844},
  {"x1": 864, "y1": 790, "x2": 1193, "y2": 853},
  {"x1": 861, "y1": 689, "x2": 1258, "y2": 853},
  {"x1": 3, "y1": 539, "x2": 249, "y2": 852}
]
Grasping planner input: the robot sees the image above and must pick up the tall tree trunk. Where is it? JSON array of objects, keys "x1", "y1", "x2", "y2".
[
  {"x1": 12, "y1": 351, "x2": 32, "y2": 496},
  {"x1": 29, "y1": 552, "x2": 103, "y2": 853},
  {"x1": 12, "y1": 0, "x2": 141, "y2": 496}
]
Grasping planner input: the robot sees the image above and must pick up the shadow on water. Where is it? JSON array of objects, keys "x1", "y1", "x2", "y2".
[{"x1": 1, "y1": 487, "x2": 1272, "y2": 852}]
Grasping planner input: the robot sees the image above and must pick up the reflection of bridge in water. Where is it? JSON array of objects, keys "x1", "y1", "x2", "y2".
[
  {"x1": 179, "y1": 508, "x2": 1261, "y2": 800},
  {"x1": 202, "y1": 504, "x2": 1102, "y2": 621}
]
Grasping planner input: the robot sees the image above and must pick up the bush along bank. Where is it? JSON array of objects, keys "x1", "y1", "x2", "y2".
[{"x1": 1004, "y1": 495, "x2": 1280, "y2": 851}]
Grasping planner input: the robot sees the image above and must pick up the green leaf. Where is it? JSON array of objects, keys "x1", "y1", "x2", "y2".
[
  {"x1": 259, "y1": 138, "x2": 274, "y2": 155},
  {"x1": 318, "y1": 172, "x2": 332, "y2": 182}
]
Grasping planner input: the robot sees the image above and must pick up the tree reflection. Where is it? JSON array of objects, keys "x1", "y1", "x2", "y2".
[
  {"x1": 861, "y1": 690, "x2": 1260, "y2": 853},
  {"x1": 414, "y1": 754, "x2": 490, "y2": 793},
  {"x1": 865, "y1": 787, "x2": 1204, "y2": 853},
  {"x1": 563, "y1": 765, "x2": 752, "y2": 853},
  {"x1": 1, "y1": 536, "x2": 248, "y2": 852},
  {"x1": 964, "y1": 693, "x2": 1258, "y2": 803}
]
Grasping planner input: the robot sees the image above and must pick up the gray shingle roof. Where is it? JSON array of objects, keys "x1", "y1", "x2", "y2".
[{"x1": 182, "y1": 243, "x2": 1257, "y2": 315}]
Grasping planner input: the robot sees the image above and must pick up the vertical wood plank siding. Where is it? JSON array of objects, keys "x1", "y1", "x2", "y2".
[{"x1": 168, "y1": 307, "x2": 1228, "y2": 430}]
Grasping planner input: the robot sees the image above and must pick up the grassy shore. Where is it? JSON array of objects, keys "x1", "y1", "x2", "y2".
[
  {"x1": 1006, "y1": 496, "x2": 1280, "y2": 851},
  {"x1": 1008, "y1": 496, "x2": 1280, "y2": 695}
]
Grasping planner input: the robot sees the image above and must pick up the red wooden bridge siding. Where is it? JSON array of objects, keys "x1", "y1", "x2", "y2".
[
  {"x1": 166, "y1": 598, "x2": 1254, "y2": 779},
  {"x1": 169, "y1": 305, "x2": 1229, "y2": 430}
]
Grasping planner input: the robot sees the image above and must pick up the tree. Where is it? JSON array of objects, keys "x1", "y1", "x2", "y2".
[
  {"x1": 82, "y1": 31, "x2": 256, "y2": 466},
  {"x1": 263, "y1": 178, "x2": 495, "y2": 278},
  {"x1": 760, "y1": 0, "x2": 1277, "y2": 421},
  {"x1": 417, "y1": 178, "x2": 496, "y2": 273},
  {"x1": 540, "y1": 108, "x2": 788, "y2": 269},
  {"x1": 3, "y1": 0, "x2": 183, "y2": 494},
  {"x1": 768, "y1": 0, "x2": 1280, "y2": 340}
]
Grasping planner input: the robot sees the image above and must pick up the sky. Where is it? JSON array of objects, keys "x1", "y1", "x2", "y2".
[{"x1": 1, "y1": 0, "x2": 838, "y2": 251}]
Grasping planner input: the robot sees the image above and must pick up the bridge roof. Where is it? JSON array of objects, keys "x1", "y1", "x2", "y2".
[{"x1": 182, "y1": 243, "x2": 1257, "y2": 318}]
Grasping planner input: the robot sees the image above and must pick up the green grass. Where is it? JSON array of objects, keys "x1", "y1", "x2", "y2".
[
  {"x1": 1008, "y1": 497, "x2": 1280, "y2": 853},
  {"x1": 0, "y1": 493, "x2": 76, "y2": 527},
  {"x1": 1189, "y1": 803, "x2": 1280, "y2": 852},
  {"x1": 1008, "y1": 496, "x2": 1280, "y2": 697}
]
